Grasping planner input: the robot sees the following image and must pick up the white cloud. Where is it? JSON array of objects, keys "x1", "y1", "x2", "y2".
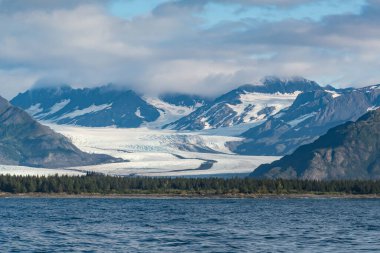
[{"x1": 0, "y1": 0, "x2": 379, "y2": 99}]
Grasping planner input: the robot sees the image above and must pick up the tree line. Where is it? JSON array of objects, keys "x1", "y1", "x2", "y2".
[{"x1": 0, "y1": 173, "x2": 379, "y2": 195}]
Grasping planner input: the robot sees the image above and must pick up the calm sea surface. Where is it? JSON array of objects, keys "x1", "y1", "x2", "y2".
[{"x1": 0, "y1": 198, "x2": 379, "y2": 252}]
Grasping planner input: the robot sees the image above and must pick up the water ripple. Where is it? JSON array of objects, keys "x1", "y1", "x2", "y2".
[{"x1": 0, "y1": 198, "x2": 379, "y2": 252}]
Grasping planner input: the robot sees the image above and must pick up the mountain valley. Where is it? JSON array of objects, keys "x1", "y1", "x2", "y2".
[{"x1": 3, "y1": 77, "x2": 380, "y2": 179}]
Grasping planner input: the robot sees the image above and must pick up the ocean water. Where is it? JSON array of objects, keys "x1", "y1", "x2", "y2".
[{"x1": 0, "y1": 198, "x2": 379, "y2": 252}]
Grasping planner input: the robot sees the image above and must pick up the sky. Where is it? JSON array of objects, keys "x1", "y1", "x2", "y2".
[{"x1": 0, "y1": 0, "x2": 379, "y2": 99}]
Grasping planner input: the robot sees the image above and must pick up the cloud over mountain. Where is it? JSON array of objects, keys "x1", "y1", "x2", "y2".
[{"x1": 0, "y1": 0, "x2": 379, "y2": 98}]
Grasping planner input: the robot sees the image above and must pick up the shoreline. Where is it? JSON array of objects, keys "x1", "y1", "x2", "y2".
[{"x1": 1, "y1": 192, "x2": 379, "y2": 199}]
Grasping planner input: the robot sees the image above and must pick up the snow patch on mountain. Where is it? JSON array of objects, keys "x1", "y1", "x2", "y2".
[
  {"x1": 135, "y1": 107, "x2": 144, "y2": 119},
  {"x1": 368, "y1": 106, "x2": 380, "y2": 111},
  {"x1": 143, "y1": 97, "x2": 201, "y2": 128},
  {"x1": 25, "y1": 103, "x2": 43, "y2": 116},
  {"x1": 325, "y1": 90, "x2": 341, "y2": 98},
  {"x1": 56, "y1": 103, "x2": 113, "y2": 120},
  {"x1": 26, "y1": 99, "x2": 71, "y2": 119},
  {"x1": 49, "y1": 99, "x2": 71, "y2": 115},
  {"x1": 227, "y1": 92, "x2": 301, "y2": 124},
  {"x1": 287, "y1": 112, "x2": 317, "y2": 127}
]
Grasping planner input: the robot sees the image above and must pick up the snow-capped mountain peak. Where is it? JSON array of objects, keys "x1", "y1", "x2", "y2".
[
  {"x1": 165, "y1": 77, "x2": 323, "y2": 131},
  {"x1": 11, "y1": 86, "x2": 212, "y2": 129},
  {"x1": 11, "y1": 85, "x2": 161, "y2": 128}
]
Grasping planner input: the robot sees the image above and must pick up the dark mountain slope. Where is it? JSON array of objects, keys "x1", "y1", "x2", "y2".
[
  {"x1": 159, "y1": 93, "x2": 211, "y2": 107},
  {"x1": 0, "y1": 96, "x2": 118, "y2": 168},
  {"x1": 11, "y1": 85, "x2": 161, "y2": 128},
  {"x1": 250, "y1": 108, "x2": 380, "y2": 180}
]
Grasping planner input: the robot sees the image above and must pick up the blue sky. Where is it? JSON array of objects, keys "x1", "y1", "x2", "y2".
[
  {"x1": 108, "y1": 0, "x2": 367, "y2": 26},
  {"x1": 202, "y1": 0, "x2": 365, "y2": 26},
  {"x1": 0, "y1": 0, "x2": 378, "y2": 98},
  {"x1": 108, "y1": 0, "x2": 169, "y2": 19}
]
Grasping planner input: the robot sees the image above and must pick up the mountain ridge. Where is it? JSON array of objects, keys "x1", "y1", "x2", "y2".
[
  {"x1": 11, "y1": 85, "x2": 161, "y2": 128},
  {"x1": 232, "y1": 84, "x2": 380, "y2": 155},
  {"x1": 11, "y1": 85, "x2": 211, "y2": 129},
  {"x1": 250, "y1": 108, "x2": 380, "y2": 180},
  {"x1": 0, "y1": 95, "x2": 119, "y2": 168},
  {"x1": 164, "y1": 77, "x2": 323, "y2": 130}
]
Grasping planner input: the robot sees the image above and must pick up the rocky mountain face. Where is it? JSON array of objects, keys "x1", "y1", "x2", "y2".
[
  {"x1": 165, "y1": 77, "x2": 323, "y2": 130},
  {"x1": 159, "y1": 93, "x2": 211, "y2": 108},
  {"x1": 233, "y1": 85, "x2": 380, "y2": 156},
  {"x1": 250, "y1": 108, "x2": 380, "y2": 180},
  {"x1": 11, "y1": 85, "x2": 161, "y2": 128},
  {"x1": 0, "y1": 96, "x2": 118, "y2": 168},
  {"x1": 11, "y1": 85, "x2": 210, "y2": 129}
]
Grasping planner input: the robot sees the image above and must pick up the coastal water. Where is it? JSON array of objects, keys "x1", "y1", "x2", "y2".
[{"x1": 0, "y1": 198, "x2": 379, "y2": 252}]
